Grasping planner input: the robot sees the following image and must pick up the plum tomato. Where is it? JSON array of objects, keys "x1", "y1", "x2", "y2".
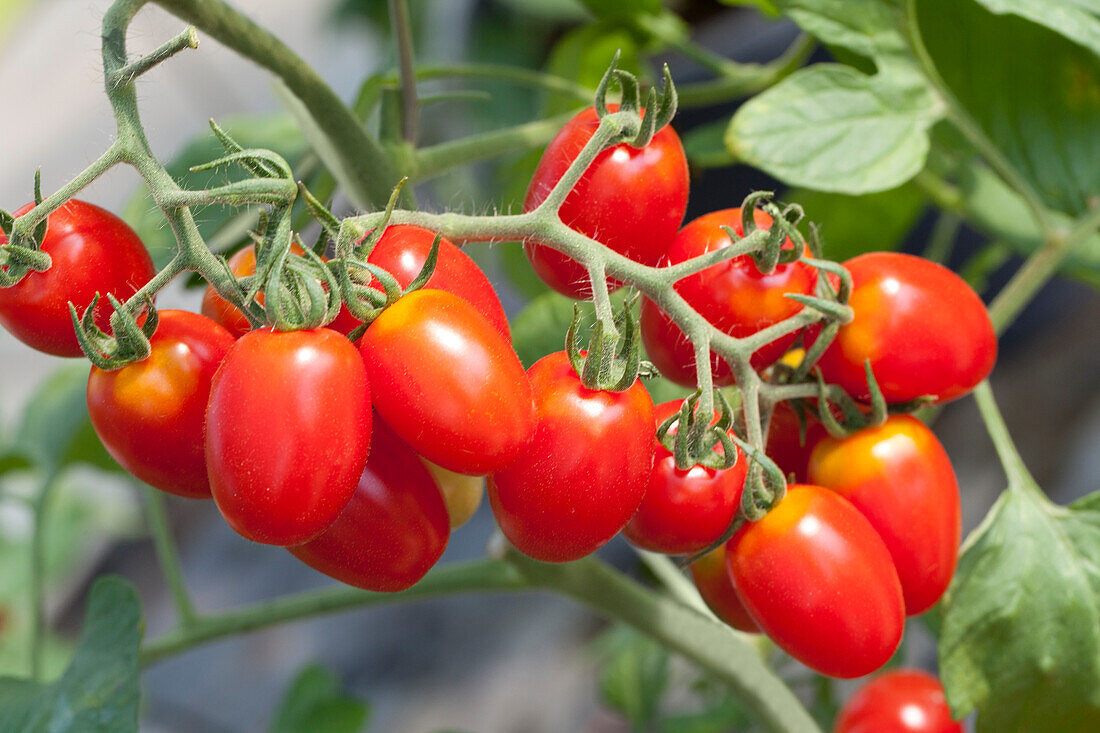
[
  {"x1": 689, "y1": 545, "x2": 760, "y2": 633},
  {"x1": 835, "y1": 669, "x2": 962, "y2": 733}
]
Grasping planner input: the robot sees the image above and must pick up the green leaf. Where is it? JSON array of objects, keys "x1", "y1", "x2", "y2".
[
  {"x1": 544, "y1": 23, "x2": 643, "y2": 115},
  {"x1": 727, "y1": 63, "x2": 940, "y2": 193},
  {"x1": 786, "y1": 182, "x2": 926, "y2": 261},
  {"x1": 970, "y1": 0, "x2": 1100, "y2": 59},
  {"x1": 682, "y1": 119, "x2": 736, "y2": 169},
  {"x1": 510, "y1": 289, "x2": 627, "y2": 368},
  {"x1": 774, "y1": 0, "x2": 910, "y2": 63},
  {"x1": 578, "y1": 0, "x2": 662, "y2": 21},
  {"x1": 659, "y1": 699, "x2": 752, "y2": 733},
  {"x1": 595, "y1": 627, "x2": 670, "y2": 730},
  {"x1": 938, "y1": 484, "x2": 1100, "y2": 731},
  {"x1": 270, "y1": 664, "x2": 369, "y2": 733},
  {"x1": 0, "y1": 577, "x2": 142, "y2": 732},
  {"x1": 918, "y1": 0, "x2": 1100, "y2": 216},
  {"x1": 718, "y1": 0, "x2": 779, "y2": 17}
]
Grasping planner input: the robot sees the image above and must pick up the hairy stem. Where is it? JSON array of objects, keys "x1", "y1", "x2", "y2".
[{"x1": 143, "y1": 487, "x2": 199, "y2": 627}]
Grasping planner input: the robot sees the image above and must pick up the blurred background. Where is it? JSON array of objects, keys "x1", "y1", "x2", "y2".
[{"x1": 1, "y1": 1, "x2": 1098, "y2": 731}]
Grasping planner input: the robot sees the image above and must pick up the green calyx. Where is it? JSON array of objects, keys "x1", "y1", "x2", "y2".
[
  {"x1": 594, "y1": 51, "x2": 678, "y2": 149},
  {"x1": 566, "y1": 296, "x2": 644, "y2": 392},
  {"x1": 658, "y1": 389, "x2": 741, "y2": 472},
  {"x1": 70, "y1": 294, "x2": 159, "y2": 371}
]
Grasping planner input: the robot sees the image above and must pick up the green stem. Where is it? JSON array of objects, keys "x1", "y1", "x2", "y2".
[
  {"x1": 414, "y1": 63, "x2": 593, "y2": 100},
  {"x1": 108, "y1": 25, "x2": 198, "y2": 87},
  {"x1": 922, "y1": 209, "x2": 961, "y2": 264},
  {"x1": 388, "y1": 0, "x2": 418, "y2": 144},
  {"x1": 143, "y1": 486, "x2": 198, "y2": 627},
  {"x1": 29, "y1": 470, "x2": 60, "y2": 681},
  {"x1": 633, "y1": 549, "x2": 712, "y2": 618},
  {"x1": 675, "y1": 34, "x2": 816, "y2": 108},
  {"x1": 972, "y1": 380, "x2": 1039, "y2": 496}
]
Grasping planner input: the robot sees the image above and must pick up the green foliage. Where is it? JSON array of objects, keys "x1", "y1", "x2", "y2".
[
  {"x1": 595, "y1": 626, "x2": 670, "y2": 730},
  {"x1": 970, "y1": 0, "x2": 1100, "y2": 59},
  {"x1": 0, "y1": 577, "x2": 142, "y2": 733},
  {"x1": 939, "y1": 485, "x2": 1100, "y2": 732},
  {"x1": 544, "y1": 22, "x2": 643, "y2": 114},
  {"x1": 270, "y1": 664, "x2": 370, "y2": 733}
]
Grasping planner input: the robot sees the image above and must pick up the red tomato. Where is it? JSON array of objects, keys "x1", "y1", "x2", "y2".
[
  {"x1": 688, "y1": 545, "x2": 759, "y2": 633},
  {"x1": 727, "y1": 484, "x2": 904, "y2": 678},
  {"x1": 808, "y1": 415, "x2": 960, "y2": 615},
  {"x1": 623, "y1": 399, "x2": 747, "y2": 555},
  {"x1": 206, "y1": 328, "x2": 372, "y2": 545},
  {"x1": 765, "y1": 401, "x2": 828, "y2": 484},
  {"x1": 421, "y1": 459, "x2": 484, "y2": 529},
  {"x1": 0, "y1": 200, "x2": 154, "y2": 357},
  {"x1": 488, "y1": 351, "x2": 655, "y2": 562},
  {"x1": 200, "y1": 242, "x2": 306, "y2": 338},
  {"x1": 360, "y1": 289, "x2": 534, "y2": 475},
  {"x1": 523, "y1": 106, "x2": 689, "y2": 299},
  {"x1": 334, "y1": 224, "x2": 509, "y2": 339},
  {"x1": 641, "y1": 209, "x2": 817, "y2": 387},
  {"x1": 87, "y1": 310, "x2": 233, "y2": 499},
  {"x1": 816, "y1": 252, "x2": 996, "y2": 404},
  {"x1": 835, "y1": 669, "x2": 962, "y2": 733},
  {"x1": 290, "y1": 418, "x2": 449, "y2": 592}
]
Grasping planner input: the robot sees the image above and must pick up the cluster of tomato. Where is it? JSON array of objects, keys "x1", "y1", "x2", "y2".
[{"x1": 0, "y1": 105, "x2": 994, "y2": 702}]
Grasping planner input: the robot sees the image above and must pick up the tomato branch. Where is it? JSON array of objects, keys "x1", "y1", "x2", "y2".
[{"x1": 142, "y1": 487, "x2": 199, "y2": 628}]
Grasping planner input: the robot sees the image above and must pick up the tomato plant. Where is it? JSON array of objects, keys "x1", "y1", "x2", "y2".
[
  {"x1": 359, "y1": 289, "x2": 534, "y2": 475},
  {"x1": 290, "y1": 418, "x2": 449, "y2": 592},
  {"x1": 205, "y1": 327, "x2": 372, "y2": 545},
  {"x1": 641, "y1": 208, "x2": 818, "y2": 387},
  {"x1": 835, "y1": 669, "x2": 962, "y2": 733},
  {"x1": 688, "y1": 545, "x2": 759, "y2": 633},
  {"x1": 200, "y1": 242, "x2": 304, "y2": 338},
  {"x1": 0, "y1": 199, "x2": 155, "y2": 357},
  {"x1": 523, "y1": 106, "x2": 689, "y2": 299},
  {"x1": 87, "y1": 309, "x2": 233, "y2": 499},
  {"x1": 488, "y1": 350, "x2": 655, "y2": 562}
]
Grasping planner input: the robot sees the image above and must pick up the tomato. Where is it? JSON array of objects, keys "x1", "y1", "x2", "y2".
[
  {"x1": 727, "y1": 484, "x2": 904, "y2": 678},
  {"x1": 835, "y1": 669, "x2": 962, "y2": 733},
  {"x1": 201, "y1": 242, "x2": 311, "y2": 338},
  {"x1": 523, "y1": 106, "x2": 689, "y2": 299},
  {"x1": 816, "y1": 252, "x2": 996, "y2": 404},
  {"x1": 689, "y1": 545, "x2": 759, "y2": 633},
  {"x1": 488, "y1": 351, "x2": 655, "y2": 562},
  {"x1": 808, "y1": 415, "x2": 960, "y2": 615},
  {"x1": 641, "y1": 209, "x2": 817, "y2": 387},
  {"x1": 360, "y1": 289, "x2": 534, "y2": 475},
  {"x1": 624, "y1": 399, "x2": 747, "y2": 555},
  {"x1": 290, "y1": 418, "x2": 449, "y2": 592},
  {"x1": 0, "y1": 200, "x2": 154, "y2": 357},
  {"x1": 87, "y1": 310, "x2": 233, "y2": 499},
  {"x1": 421, "y1": 459, "x2": 484, "y2": 528},
  {"x1": 206, "y1": 328, "x2": 372, "y2": 545},
  {"x1": 765, "y1": 401, "x2": 828, "y2": 484}
]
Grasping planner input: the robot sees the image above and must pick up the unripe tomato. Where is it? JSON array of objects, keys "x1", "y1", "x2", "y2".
[
  {"x1": 523, "y1": 106, "x2": 689, "y2": 299},
  {"x1": 290, "y1": 418, "x2": 449, "y2": 592},
  {"x1": 688, "y1": 545, "x2": 759, "y2": 633},
  {"x1": 641, "y1": 209, "x2": 817, "y2": 387},
  {"x1": 421, "y1": 459, "x2": 484, "y2": 529},
  {"x1": 727, "y1": 484, "x2": 904, "y2": 678},
  {"x1": 200, "y1": 242, "x2": 304, "y2": 338},
  {"x1": 360, "y1": 289, "x2": 534, "y2": 475},
  {"x1": 206, "y1": 328, "x2": 372, "y2": 546},
  {"x1": 808, "y1": 415, "x2": 961, "y2": 615},
  {"x1": 488, "y1": 351, "x2": 655, "y2": 562},
  {"x1": 816, "y1": 252, "x2": 996, "y2": 404},
  {"x1": 835, "y1": 669, "x2": 962, "y2": 733},
  {"x1": 0, "y1": 200, "x2": 155, "y2": 357},
  {"x1": 87, "y1": 310, "x2": 233, "y2": 499},
  {"x1": 765, "y1": 401, "x2": 828, "y2": 484},
  {"x1": 624, "y1": 399, "x2": 747, "y2": 555}
]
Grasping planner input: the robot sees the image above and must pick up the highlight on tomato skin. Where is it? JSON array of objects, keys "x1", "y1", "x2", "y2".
[
  {"x1": 688, "y1": 544, "x2": 760, "y2": 633},
  {"x1": 809, "y1": 414, "x2": 962, "y2": 616},
  {"x1": 0, "y1": 199, "x2": 155, "y2": 357},
  {"x1": 87, "y1": 310, "x2": 234, "y2": 499},
  {"x1": 726, "y1": 484, "x2": 905, "y2": 679},
  {"x1": 290, "y1": 418, "x2": 450, "y2": 592},
  {"x1": 835, "y1": 669, "x2": 963, "y2": 733},
  {"x1": 624, "y1": 399, "x2": 747, "y2": 556}
]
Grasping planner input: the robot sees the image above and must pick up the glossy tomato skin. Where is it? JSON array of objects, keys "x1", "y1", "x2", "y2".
[
  {"x1": 727, "y1": 484, "x2": 905, "y2": 678},
  {"x1": 809, "y1": 415, "x2": 961, "y2": 615},
  {"x1": 87, "y1": 310, "x2": 233, "y2": 499},
  {"x1": 360, "y1": 289, "x2": 534, "y2": 475},
  {"x1": 624, "y1": 400, "x2": 747, "y2": 555},
  {"x1": 290, "y1": 418, "x2": 449, "y2": 592},
  {"x1": 835, "y1": 669, "x2": 962, "y2": 733},
  {"x1": 765, "y1": 401, "x2": 828, "y2": 484},
  {"x1": 641, "y1": 209, "x2": 817, "y2": 387},
  {"x1": 689, "y1": 545, "x2": 760, "y2": 633},
  {"x1": 488, "y1": 351, "x2": 655, "y2": 562},
  {"x1": 0, "y1": 200, "x2": 155, "y2": 357},
  {"x1": 523, "y1": 106, "x2": 689, "y2": 299},
  {"x1": 816, "y1": 252, "x2": 996, "y2": 404},
  {"x1": 206, "y1": 328, "x2": 372, "y2": 546}
]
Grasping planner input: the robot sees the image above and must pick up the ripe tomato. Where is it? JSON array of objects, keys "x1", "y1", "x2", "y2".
[
  {"x1": 623, "y1": 399, "x2": 747, "y2": 555},
  {"x1": 641, "y1": 209, "x2": 817, "y2": 387},
  {"x1": 290, "y1": 418, "x2": 449, "y2": 592},
  {"x1": 200, "y1": 242, "x2": 304, "y2": 338},
  {"x1": 835, "y1": 669, "x2": 962, "y2": 733},
  {"x1": 816, "y1": 252, "x2": 996, "y2": 404},
  {"x1": 0, "y1": 200, "x2": 154, "y2": 357},
  {"x1": 360, "y1": 289, "x2": 534, "y2": 475},
  {"x1": 523, "y1": 106, "x2": 689, "y2": 299},
  {"x1": 727, "y1": 485, "x2": 904, "y2": 678},
  {"x1": 421, "y1": 459, "x2": 484, "y2": 529},
  {"x1": 87, "y1": 310, "x2": 233, "y2": 499},
  {"x1": 488, "y1": 351, "x2": 655, "y2": 562},
  {"x1": 765, "y1": 401, "x2": 828, "y2": 484},
  {"x1": 206, "y1": 328, "x2": 372, "y2": 545},
  {"x1": 808, "y1": 415, "x2": 960, "y2": 615},
  {"x1": 689, "y1": 545, "x2": 759, "y2": 633}
]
